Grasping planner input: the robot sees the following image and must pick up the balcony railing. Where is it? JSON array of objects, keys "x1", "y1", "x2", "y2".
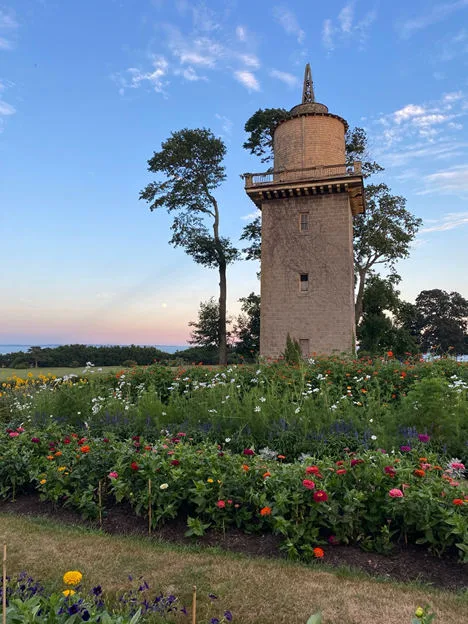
[{"x1": 244, "y1": 162, "x2": 362, "y2": 188}]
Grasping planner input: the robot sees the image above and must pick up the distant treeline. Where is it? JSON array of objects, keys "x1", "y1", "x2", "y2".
[{"x1": 0, "y1": 344, "x2": 249, "y2": 368}]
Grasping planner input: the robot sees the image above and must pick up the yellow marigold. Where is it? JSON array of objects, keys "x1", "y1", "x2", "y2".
[
  {"x1": 40, "y1": 479, "x2": 47, "y2": 485},
  {"x1": 58, "y1": 466, "x2": 66, "y2": 472},
  {"x1": 63, "y1": 570, "x2": 83, "y2": 586},
  {"x1": 207, "y1": 478, "x2": 214, "y2": 483},
  {"x1": 63, "y1": 589, "x2": 76, "y2": 597}
]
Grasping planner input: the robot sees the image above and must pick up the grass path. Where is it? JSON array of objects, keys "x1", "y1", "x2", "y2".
[{"x1": 1, "y1": 515, "x2": 466, "y2": 624}]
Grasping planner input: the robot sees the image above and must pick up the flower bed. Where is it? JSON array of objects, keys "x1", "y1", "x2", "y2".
[
  {"x1": 1, "y1": 427, "x2": 466, "y2": 561},
  {"x1": 1, "y1": 358, "x2": 467, "y2": 460}
]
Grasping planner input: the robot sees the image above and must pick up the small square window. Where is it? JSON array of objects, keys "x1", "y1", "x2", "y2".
[
  {"x1": 300, "y1": 213, "x2": 309, "y2": 231},
  {"x1": 300, "y1": 273, "x2": 309, "y2": 292}
]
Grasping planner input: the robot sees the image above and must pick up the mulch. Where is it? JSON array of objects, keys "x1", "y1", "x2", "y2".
[{"x1": 1, "y1": 495, "x2": 467, "y2": 591}]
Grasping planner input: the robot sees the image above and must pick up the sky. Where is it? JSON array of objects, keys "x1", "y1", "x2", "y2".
[{"x1": 1, "y1": 0, "x2": 468, "y2": 346}]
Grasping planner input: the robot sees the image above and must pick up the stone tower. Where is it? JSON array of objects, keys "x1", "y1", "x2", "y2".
[{"x1": 244, "y1": 64, "x2": 365, "y2": 358}]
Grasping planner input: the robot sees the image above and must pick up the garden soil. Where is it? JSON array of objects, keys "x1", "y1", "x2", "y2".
[{"x1": 1, "y1": 495, "x2": 466, "y2": 592}]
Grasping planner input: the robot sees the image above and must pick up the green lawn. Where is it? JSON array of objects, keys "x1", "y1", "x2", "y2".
[
  {"x1": 0, "y1": 514, "x2": 466, "y2": 624},
  {"x1": 0, "y1": 365, "x2": 120, "y2": 382}
]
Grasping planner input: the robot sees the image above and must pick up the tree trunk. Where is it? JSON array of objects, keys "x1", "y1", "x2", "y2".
[
  {"x1": 354, "y1": 267, "x2": 367, "y2": 329},
  {"x1": 218, "y1": 259, "x2": 227, "y2": 365}
]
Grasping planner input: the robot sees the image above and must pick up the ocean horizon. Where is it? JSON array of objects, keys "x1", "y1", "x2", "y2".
[{"x1": 0, "y1": 344, "x2": 188, "y2": 356}]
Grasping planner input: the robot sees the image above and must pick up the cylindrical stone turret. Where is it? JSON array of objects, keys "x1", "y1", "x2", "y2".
[{"x1": 274, "y1": 102, "x2": 347, "y2": 172}]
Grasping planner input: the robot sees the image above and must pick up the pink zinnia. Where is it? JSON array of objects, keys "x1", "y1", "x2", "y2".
[
  {"x1": 389, "y1": 488, "x2": 404, "y2": 498},
  {"x1": 9, "y1": 432, "x2": 19, "y2": 438},
  {"x1": 305, "y1": 466, "x2": 321, "y2": 475},
  {"x1": 350, "y1": 459, "x2": 364, "y2": 466},
  {"x1": 418, "y1": 433, "x2": 430, "y2": 443},
  {"x1": 302, "y1": 479, "x2": 315, "y2": 490},
  {"x1": 216, "y1": 500, "x2": 226, "y2": 508},
  {"x1": 313, "y1": 490, "x2": 328, "y2": 502},
  {"x1": 450, "y1": 462, "x2": 465, "y2": 470},
  {"x1": 108, "y1": 471, "x2": 118, "y2": 479}
]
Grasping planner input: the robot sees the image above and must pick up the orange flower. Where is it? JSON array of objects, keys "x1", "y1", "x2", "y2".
[
  {"x1": 80, "y1": 445, "x2": 90, "y2": 454},
  {"x1": 387, "y1": 351, "x2": 394, "y2": 357},
  {"x1": 46, "y1": 455, "x2": 54, "y2": 461},
  {"x1": 414, "y1": 469, "x2": 425, "y2": 478},
  {"x1": 277, "y1": 455, "x2": 286, "y2": 460},
  {"x1": 54, "y1": 451, "x2": 62, "y2": 457},
  {"x1": 260, "y1": 506, "x2": 272, "y2": 516},
  {"x1": 242, "y1": 464, "x2": 250, "y2": 472},
  {"x1": 263, "y1": 472, "x2": 271, "y2": 479},
  {"x1": 419, "y1": 457, "x2": 428, "y2": 462},
  {"x1": 313, "y1": 547, "x2": 324, "y2": 558},
  {"x1": 433, "y1": 465, "x2": 443, "y2": 471}
]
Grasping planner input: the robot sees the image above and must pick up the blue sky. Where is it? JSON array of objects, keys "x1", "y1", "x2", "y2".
[{"x1": 1, "y1": 0, "x2": 468, "y2": 346}]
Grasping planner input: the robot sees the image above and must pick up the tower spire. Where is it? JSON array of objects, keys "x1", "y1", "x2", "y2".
[{"x1": 302, "y1": 63, "x2": 315, "y2": 103}]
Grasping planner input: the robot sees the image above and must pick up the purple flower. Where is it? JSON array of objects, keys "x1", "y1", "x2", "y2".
[
  {"x1": 210, "y1": 619, "x2": 220, "y2": 624},
  {"x1": 208, "y1": 593, "x2": 218, "y2": 601},
  {"x1": 400, "y1": 445, "x2": 411, "y2": 452},
  {"x1": 31, "y1": 437, "x2": 40, "y2": 443},
  {"x1": 243, "y1": 449, "x2": 254, "y2": 456},
  {"x1": 81, "y1": 610, "x2": 90, "y2": 621},
  {"x1": 418, "y1": 433, "x2": 430, "y2": 443},
  {"x1": 224, "y1": 611, "x2": 233, "y2": 621}
]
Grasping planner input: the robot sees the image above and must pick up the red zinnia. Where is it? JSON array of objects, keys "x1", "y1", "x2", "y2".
[
  {"x1": 350, "y1": 459, "x2": 364, "y2": 467},
  {"x1": 336, "y1": 469, "x2": 347, "y2": 475},
  {"x1": 216, "y1": 500, "x2": 226, "y2": 508},
  {"x1": 453, "y1": 499, "x2": 464, "y2": 506},
  {"x1": 302, "y1": 479, "x2": 315, "y2": 490},
  {"x1": 243, "y1": 448, "x2": 254, "y2": 456},
  {"x1": 305, "y1": 466, "x2": 321, "y2": 475},
  {"x1": 313, "y1": 490, "x2": 328, "y2": 503},
  {"x1": 313, "y1": 547, "x2": 324, "y2": 558},
  {"x1": 130, "y1": 461, "x2": 139, "y2": 471},
  {"x1": 260, "y1": 506, "x2": 272, "y2": 516},
  {"x1": 170, "y1": 459, "x2": 180, "y2": 466}
]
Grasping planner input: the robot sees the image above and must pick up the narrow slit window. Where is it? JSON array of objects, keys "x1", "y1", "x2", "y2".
[
  {"x1": 300, "y1": 273, "x2": 309, "y2": 292},
  {"x1": 300, "y1": 213, "x2": 309, "y2": 231}
]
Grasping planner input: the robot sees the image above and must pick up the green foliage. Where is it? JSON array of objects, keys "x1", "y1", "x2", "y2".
[
  {"x1": 233, "y1": 292, "x2": 260, "y2": 359},
  {"x1": 240, "y1": 214, "x2": 261, "y2": 262},
  {"x1": 282, "y1": 334, "x2": 302, "y2": 365},
  {"x1": 243, "y1": 107, "x2": 291, "y2": 163},
  {"x1": 189, "y1": 298, "x2": 232, "y2": 348},
  {"x1": 416, "y1": 289, "x2": 468, "y2": 354},
  {"x1": 139, "y1": 127, "x2": 239, "y2": 366}
]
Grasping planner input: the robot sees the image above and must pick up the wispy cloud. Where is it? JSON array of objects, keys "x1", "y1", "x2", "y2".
[
  {"x1": 269, "y1": 69, "x2": 298, "y2": 88},
  {"x1": 114, "y1": 56, "x2": 169, "y2": 95},
  {"x1": 234, "y1": 70, "x2": 260, "y2": 92},
  {"x1": 421, "y1": 209, "x2": 468, "y2": 231},
  {"x1": 418, "y1": 166, "x2": 468, "y2": 197},
  {"x1": 322, "y1": 3, "x2": 376, "y2": 51},
  {"x1": 400, "y1": 0, "x2": 468, "y2": 38},
  {"x1": 215, "y1": 113, "x2": 233, "y2": 135},
  {"x1": 241, "y1": 210, "x2": 261, "y2": 221},
  {"x1": 272, "y1": 6, "x2": 305, "y2": 44},
  {"x1": 437, "y1": 28, "x2": 468, "y2": 61},
  {"x1": 0, "y1": 6, "x2": 18, "y2": 50},
  {"x1": 236, "y1": 25, "x2": 247, "y2": 42},
  {"x1": 0, "y1": 79, "x2": 15, "y2": 119}
]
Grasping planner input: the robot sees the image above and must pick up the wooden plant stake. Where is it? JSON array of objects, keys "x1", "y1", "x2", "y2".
[
  {"x1": 2, "y1": 543, "x2": 6, "y2": 624},
  {"x1": 192, "y1": 585, "x2": 197, "y2": 624},
  {"x1": 98, "y1": 480, "x2": 102, "y2": 530},
  {"x1": 148, "y1": 479, "x2": 152, "y2": 536}
]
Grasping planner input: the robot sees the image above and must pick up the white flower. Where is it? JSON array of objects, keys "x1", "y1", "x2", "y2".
[
  {"x1": 259, "y1": 396, "x2": 266, "y2": 402},
  {"x1": 371, "y1": 435, "x2": 377, "y2": 440},
  {"x1": 225, "y1": 438, "x2": 231, "y2": 443},
  {"x1": 294, "y1": 407, "x2": 301, "y2": 414},
  {"x1": 369, "y1": 418, "x2": 373, "y2": 423},
  {"x1": 254, "y1": 406, "x2": 261, "y2": 412},
  {"x1": 160, "y1": 483, "x2": 169, "y2": 490}
]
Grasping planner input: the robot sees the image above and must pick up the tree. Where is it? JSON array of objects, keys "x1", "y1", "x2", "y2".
[
  {"x1": 140, "y1": 128, "x2": 238, "y2": 365},
  {"x1": 357, "y1": 275, "x2": 419, "y2": 356},
  {"x1": 233, "y1": 292, "x2": 260, "y2": 358},
  {"x1": 241, "y1": 114, "x2": 422, "y2": 328},
  {"x1": 188, "y1": 298, "x2": 232, "y2": 348},
  {"x1": 353, "y1": 183, "x2": 422, "y2": 324},
  {"x1": 415, "y1": 289, "x2": 468, "y2": 354},
  {"x1": 243, "y1": 108, "x2": 290, "y2": 164}
]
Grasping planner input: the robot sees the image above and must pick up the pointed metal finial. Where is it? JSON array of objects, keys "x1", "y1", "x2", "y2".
[{"x1": 302, "y1": 63, "x2": 315, "y2": 104}]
